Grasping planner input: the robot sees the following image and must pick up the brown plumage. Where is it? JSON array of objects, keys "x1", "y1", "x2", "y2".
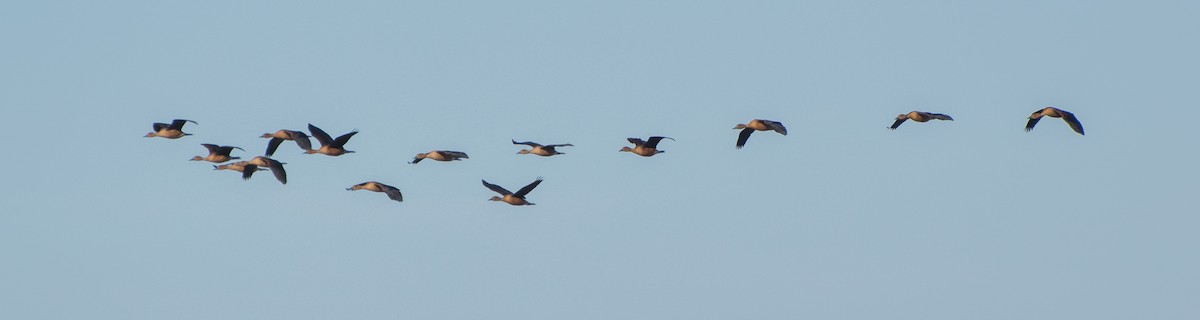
[
  {"x1": 733, "y1": 119, "x2": 787, "y2": 149},
  {"x1": 889, "y1": 111, "x2": 954, "y2": 130},
  {"x1": 513, "y1": 140, "x2": 573, "y2": 156},
  {"x1": 1026, "y1": 107, "x2": 1084, "y2": 135},
  {"x1": 304, "y1": 124, "x2": 357, "y2": 156},
  {"x1": 261, "y1": 129, "x2": 313, "y2": 156},
  {"x1": 190, "y1": 144, "x2": 244, "y2": 163},
  {"x1": 145, "y1": 119, "x2": 197, "y2": 139},
  {"x1": 347, "y1": 181, "x2": 403, "y2": 202},
  {"x1": 410, "y1": 150, "x2": 469, "y2": 164},
  {"x1": 482, "y1": 177, "x2": 543, "y2": 206},
  {"x1": 619, "y1": 136, "x2": 674, "y2": 157},
  {"x1": 241, "y1": 156, "x2": 288, "y2": 184}
]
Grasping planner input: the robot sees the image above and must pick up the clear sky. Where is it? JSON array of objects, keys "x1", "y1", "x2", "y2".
[{"x1": 2, "y1": 0, "x2": 1198, "y2": 319}]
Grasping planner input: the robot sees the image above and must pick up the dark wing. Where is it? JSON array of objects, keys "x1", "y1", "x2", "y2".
[
  {"x1": 890, "y1": 118, "x2": 907, "y2": 130},
  {"x1": 1061, "y1": 111, "x2": 1084, "y2": 135},
  {"x1": 1024, "y1": 117, "x2": 1041, "y2": 132},
  {"x1": 152, "y1": 122, "x2": 169, "y2": 132},
  {"x1": 266, "y1": 158, "x2": 287, "y2": 184},
  {"x1": 242, "y1": 165, "x2": 258, "y2": 180},
  {"x1": 514, "y1": 178, "x2": 543, "y2": 197},
  {"x1": 627, "y1": 138, "x2": 646, "y2": 146},
  {"x1": 265, "y1": 137, "x2": 284, "y2": 156},
  {"x1": 382, "y1": 185, "x2": 404, "y2": 202},
  {"x1": 766, "y1": 121, "x2": 787, "y2": 135},
  {"x1": 928, "y1": 113, "x2": 953, "y2": 121},
  {"x1": 293, "y1": 135, "x2": 313, "y2": 151},
  {"x1": 201, "y1": 143, "x2": 219, "y2": 153},
  {"x1": 169, "y1": 119, "x2": 196, "y2": 130},
  {"x1": 409, "y1": 156, "x2": 423, "y2": 164},
  {"x1": 482, "y1": 180, "x2": 513, "y2": 196},
  {"x1": 218, "y1": 146, "x2": 243, "y2": 156},
  {"x1": 308, "y1": 124, "x2": 333, "y2": 146},
  {"x1": 644, "y1": 136, "x2": 674, "y2": 148},
  {"x1": 330, "y1": 131, "x2": 358, "y2": 149},
  {"x1": 736, "y1": 128, "x2": 755, "y2": 148},
  {"x1": 512, "y1": 140, "x2": 542, "y2": 147},
  {"x1": 545, "y1": 143, "x2": 573, "y2": 148},
  {"x1": 443, "y1": 151, "x2": 469, "y2": 159}
]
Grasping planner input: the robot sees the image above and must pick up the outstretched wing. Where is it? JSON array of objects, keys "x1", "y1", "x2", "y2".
[
  {"x1": 736, "y1": 128, "x2": 754, "y2": 148},
  {"x1": 330, "y1": 131, "x2": 358, "y2": 149},
  {"x1": 292, "y1": 134, "x2": 313, "y2": 151},
  {"x1": 644, "y1": 136, "x2": 674, "y2": 148},
  {"x1": 218, "y1": 146, "x2": 243, "y2": 156},
  {"x1": 627, "y1": 138, "x2": 646, "y2": 147},
  {"x1": 242, "y1": 165, "x2": 258, "y2": 180},
  {"x1": 1024, "y1": 117, "x2": 1041, "y2": 132},
  {"x1": 265, "y1": 137, "x2": 284, "y2": 156},
  {"x1": 382, "y1": 185, "x2": 404, "y2": 202},
  {"x1": 266, "y1": 158, "x2": 287, "y2": 184},
  {"x1": 443, "y1": 151, "x2": 469, "y2": 159},
  {"x1": 545, "y1": 143, "x2": 573, "y2": 148},
  {"x1": 765, "y1": 120, "x2": 787, "y2": 135},
  {"x1": 514, "y1": 178, "x2": 543, "y2": 197},
  {"x1": 1061, "y1": 111, "x2": 1085, "y2": 135},
  {"x1": 512, "y1": 140, "x2": 542, "y2": 147},
  {"x1": 928, "y1": 113, "x2": 953, "y2": 121},
  {"x1": 201, "y1": 143, "x2": 220, "y2": 153},
  {"x1": 890, "y1": 118, "x2": 907, "y2": 130},
  {"x1": 308, "y1": 124, "x2": 333, "y2": 146},
  {"x1": 482, "y1": 180, "x2": 513, "y2": 196},
  {"x1": 169, "y1": 119, "x2": 196, "y2": 130},
  {"x1": 152, "y1": 123, "x2": 169, "y2": 132}
]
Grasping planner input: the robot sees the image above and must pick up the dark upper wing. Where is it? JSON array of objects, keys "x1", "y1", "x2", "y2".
[
  {"x1": 512, "y1": 140, "x2": 541, "y2": 147},
  {"x1": 201, "y1": 143, "x2": 219, "y2": 153},
  {"x1": 766, "y1": 120, "x2": 787, "y2": 135},
  {"x1": 382, "y1": 186, "x2": 404, "y2": 202},
  {"x1": 409, "y1": 156, "x2": 423, "y2": 164},
  {"x1": 736, "y1": 128, "x2": 754, "y2": 148},
  {"x1": 152, "y1": 123, "x2": 169, "y2": 132},
  {"x1": 1061, "y1": 111, "x2": 1084, "y2": 135},
  {"x1": 218, "y1": 146, "x2": 243, "y2": 156},
  {"x1": 1024, "y1": 117, "x2": 1041, "y2": 132},
  {"x1": 242, "y1": 165, "x2": 257, "y2": 180},
  {"x1": 292, "y1": 135, "x2": 313, "y2": 151},
  {"x1": 169, "y1": 119, "x2": 196, "y2": 130},
  {"x1": 443, "y1": 151, "x2": 468, "y2": 159},
  {"x1": 265, "y1": 137, "x2": 284, "y2": 156},
  {"x1": 482, "y1": 180, "x2": 513, "y2": 195},
  {"x1": 545, "y1": 143, "x2": 573, "y2": 148},
  {"x1": 514, "y1": 178, "x2": 543, "y2": 197},
  {"x1": 627, "y1": 138, "x2": 646, "y2": 146},
  {"x1": 267, "y1": 158, "x2": 287, "y2": 184},
  {"x1": 330, "y1": 131, "x2": 358, "y2": 149},
  {"x1": 644, "y1": 136, "x2": 673, "y2": 148},
  {"x1": 890, "y1": 118, "x2": 907, "y2": 130},
  {"x1": 928, "y1": 113, "x2": 953, "y2": 121},
  {"x1": 308, "y1": 124, "x2": 333, "y2": 146}
]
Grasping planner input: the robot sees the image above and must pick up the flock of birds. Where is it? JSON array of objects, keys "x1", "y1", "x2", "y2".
[{"x1": 146, "y1": 106, "x2": 1085, "y2": 206}]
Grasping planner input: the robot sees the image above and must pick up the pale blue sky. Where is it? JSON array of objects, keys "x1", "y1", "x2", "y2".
[{"x1": 2, "y1": 0, "x2": 1198, "y2": 319}]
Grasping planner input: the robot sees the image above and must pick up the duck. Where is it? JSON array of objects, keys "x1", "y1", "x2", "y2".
[
  {"x1": 513, "y1": 140, "x2": 573, "y2": 156},
  {"x1": 260, "y1": 129, "x2": 313, "y2": 156},
  {"x1": 145, "y1": 119, "x2": 197, "y2": 139},
  {"x1": 890, "y1": 111, "x2": 954, "y2": 130},
  {"x1": 1026, "y1": 107, "x2": 1084, "y2": 135},
  {"x1": 482, "y1": 177, "x2": 543, "y2": 206},
  {"x1": 190, "y1": 144, "x2": 244, "y2": 163},
  {"x1": 242, "y1": 156, "x2": 288, "y2": 184},
  {"x1": 620, "y1": 136, "x2": 674, "y2": 157},
  {"x1": 347, "y1": 181, "x2": 403, "y2": 202},
  {"x1": 305, "y1": 124, "x2": 357, "y2": 156},
  {"x1": 733, "y1": 119, "x2": 787, "y2": 149},
  {"x1": 213, "y1": 161, "x2": 265, "y2": 174},
  {"x1": 410, "y1": 150, "x2": 469, "y2": 164}
]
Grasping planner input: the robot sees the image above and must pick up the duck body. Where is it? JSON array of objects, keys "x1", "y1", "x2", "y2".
[
  {"x1": 620, "y1": 136, "x2": 673, "y2": 157},
  {"x1": 145, "y1": 119, "x2": 197, "y2": 139},
  {"x1": 890, "y1": 111, "x2": 953, "y2": 130},
  {"x1": 733, "y1": 119, "x2": 787, "y2": 148},
  {"x1": 1026, "y1": 107, "x2": 1084, "y2": 135}
]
